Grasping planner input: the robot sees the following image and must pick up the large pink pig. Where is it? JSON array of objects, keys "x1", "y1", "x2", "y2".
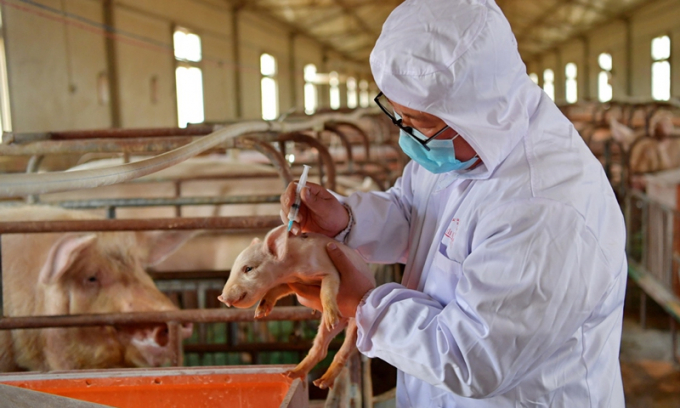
[
  {"x1": 218, "y1": 224, "x2": 374, "y2": 389},
  {"x1": 0, "y1": 206, "x2": 194, "y2": 372}
]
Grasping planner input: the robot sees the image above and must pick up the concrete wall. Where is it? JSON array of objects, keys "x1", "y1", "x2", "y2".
[
  {"x1": 526, "y1": 0, "x2": 680, "y2": 104},
  {"x1": 0, "y1": 0, "x2": 372, "y2": 132}
]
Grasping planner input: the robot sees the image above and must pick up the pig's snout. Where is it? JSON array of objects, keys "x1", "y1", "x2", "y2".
[{"x1": 149, "y1": 322, "x2": 194, "y2": 347}]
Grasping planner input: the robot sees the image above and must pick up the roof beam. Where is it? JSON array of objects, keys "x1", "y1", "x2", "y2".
[
  {"x1": 515, "y1": 0, "x2": 575, "y2": 42},
  {"x1": 224, "y1": 0, "x2": 365, "y2": 63}
]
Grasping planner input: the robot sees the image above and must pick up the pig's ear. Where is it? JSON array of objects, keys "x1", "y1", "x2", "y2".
[
  {"x1": 138, "y1": 230, "x2": 198, "y2": 267},
  {"x1": 610, "y1": 118, "x2": 636, "y2": 150},
  {"x1": 39, "y1": 234, "x2": 97, "y2": 284},
  {"x1": 263, "y1": 226, "x2": 287, "y2": 260}
]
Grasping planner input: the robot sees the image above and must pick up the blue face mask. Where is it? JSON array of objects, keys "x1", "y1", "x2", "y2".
[{"x1": 396, "y1": 114, "x2": 479, "y2": 174}]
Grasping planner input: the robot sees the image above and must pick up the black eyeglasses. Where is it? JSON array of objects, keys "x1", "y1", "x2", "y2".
[{"x1": 374, "y1": 91, "x2": 449, "y2": 151}]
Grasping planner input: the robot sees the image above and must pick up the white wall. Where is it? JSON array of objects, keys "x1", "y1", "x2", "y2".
[
  {"x1": 526, "y1": 0, "x2": 680, "y2": 104},
  {"x1": 0, "y1": 0, "x2": 372, "y2": 132}
]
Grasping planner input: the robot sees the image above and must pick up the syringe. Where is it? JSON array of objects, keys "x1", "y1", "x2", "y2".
[{"x1": 287, "y1": 164, "x2": 311, "y2": 232}]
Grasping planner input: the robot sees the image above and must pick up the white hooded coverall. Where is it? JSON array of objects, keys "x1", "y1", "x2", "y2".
[{"x1": 338, "y1": 0, "x2": 627, "y2": 406}]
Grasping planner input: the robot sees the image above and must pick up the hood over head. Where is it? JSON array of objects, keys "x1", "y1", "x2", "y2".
[{"x1": 370, "y1": 0, "x2": 544, "y2": 177}]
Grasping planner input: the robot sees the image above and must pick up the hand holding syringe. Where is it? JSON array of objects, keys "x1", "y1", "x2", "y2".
[
  {"x1": 287, "y1": 165, "x2": 311, "y2": 232},
  {"x1": 280, "y1": 167, "x2": 350, "y2": 237}
]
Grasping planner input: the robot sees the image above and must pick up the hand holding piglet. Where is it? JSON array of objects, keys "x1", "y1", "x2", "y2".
[{"x1": 291, "y1": 242, "x2": 374, "y2": 319}]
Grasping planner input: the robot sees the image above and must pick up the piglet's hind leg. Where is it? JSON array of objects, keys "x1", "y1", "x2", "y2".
[
  {"x1": 313, "y1": 317, "x2": 358, "y2": 389},
  {"x1": 285, "y1": 317, "x2": 348, "y2": 381}
]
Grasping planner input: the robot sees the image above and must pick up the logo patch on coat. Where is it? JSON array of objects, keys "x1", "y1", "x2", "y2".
[{"x1": 439, "y1": 218, "x2": 460, "y2": 254}]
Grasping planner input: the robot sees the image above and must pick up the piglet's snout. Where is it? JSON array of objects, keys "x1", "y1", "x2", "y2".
[{"x1": 218, "y1": 289, "x2": 247, "y2": 307}]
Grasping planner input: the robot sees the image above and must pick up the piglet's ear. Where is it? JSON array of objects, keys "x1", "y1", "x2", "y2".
[
  {"x1": 39, "y1": 234, "x2": 97, "y2": 284},
  {"x1": 263, "y1": 226, "x2": 287, "y2": 260}
]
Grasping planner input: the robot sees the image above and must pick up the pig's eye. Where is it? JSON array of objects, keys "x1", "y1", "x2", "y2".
[
  {"x1": 243, "y1": 266, "x2": 252, "y2": 273},
  {"x1": 87, "y1": 276, "x2": 97, "y2": 282}
]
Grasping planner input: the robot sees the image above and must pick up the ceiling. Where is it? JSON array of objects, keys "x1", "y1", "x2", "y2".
[{"x1": 238, "y1": 0, "x2": 661, "y2": 65}]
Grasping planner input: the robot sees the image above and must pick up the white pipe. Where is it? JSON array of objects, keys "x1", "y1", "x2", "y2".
[{"x1": 0, "y1": 110, "x2": 376, "y2": 198}]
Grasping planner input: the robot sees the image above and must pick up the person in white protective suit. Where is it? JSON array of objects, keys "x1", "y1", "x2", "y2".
[{"x1": 281, "y1": 0, "x2": 627, "y2": 406}]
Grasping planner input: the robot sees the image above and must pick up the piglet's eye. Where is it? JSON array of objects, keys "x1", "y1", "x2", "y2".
[{"x1": 243, "y1": 266, "x2": 252, "y2": 273}]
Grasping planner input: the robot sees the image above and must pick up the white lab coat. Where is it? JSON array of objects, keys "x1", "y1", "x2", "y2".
[{"x1": 338, "y1": 0, "x2": 627, "y2": 406}]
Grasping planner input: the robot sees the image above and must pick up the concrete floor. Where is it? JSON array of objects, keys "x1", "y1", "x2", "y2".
[{"x1": 620, "y1": 280, "x2": 680, "y2": 408}]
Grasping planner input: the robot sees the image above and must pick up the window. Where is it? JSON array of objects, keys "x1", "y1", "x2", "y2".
[
  {"x1": 329, "y1": 71, "x2": 340, "y2": 110},
  {"x1": 565, "y1": 63, "x2": 578, "y2": 104},
  {"x1": 598, "y1": 53, "x2": 613, "y2": 102},
  {"x1": 359, "y1": 80, "x2": 370, "y2": 108},
  {"x1": 652, "y1": 35, "x2": 671, "y2": 101},
  {"x1": 529, "y1": 73, "x2": 539, "y2": 85},
  {"x1": 347, "y1": 77, "x2": 358, "y2": 109},
  {"x1": 304, "y1": 64, "x2": 318, "y2": 115},
  {"x1": 543, "y1": 69, "x2": 555, "y2": 101},
  {"x1": 260, "y1": 53, "x2": 279, "y2": 120},
  {"x1": 174, "y1": 27, "x2": 204, "y2": 128}
]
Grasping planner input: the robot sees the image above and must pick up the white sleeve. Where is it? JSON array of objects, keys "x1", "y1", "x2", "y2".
[
  {"x1": 354, "y1": 199, "x2": 624, "y2": 398},
  {"x1": 333, "y1": 162, "x2": 417, "y2": 264}
]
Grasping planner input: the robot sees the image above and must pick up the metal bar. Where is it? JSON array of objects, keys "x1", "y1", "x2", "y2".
[
  {"x1": 279, "y1": 132, "x2": 336, "y2": 191},
  {"x1": 3, "y1": 127, "x2": 215, "y2": 144},
  {"x1": 243, "y1": 136, "x2": 293, "y2": 188},
  {"x1": 628, "y1": 261, "x2": 680, "y2": 323},
  {"x1": 0, "y1": 306, "x2": 317, "y2": 330},
  {"x1": 183, "y1": 339, "x2": 343, "y2": 354},
  {"x1": 0, "y1": 136, "x2": 199, "y2": 155},
  {"x1": 332, "y1": 121, "x2": 371, "y2": 160},
  {"x1": 0, "y1": 215, "x2": 282, "y2": 234},
  {"x1": 148, "y1": 270, "x2": 231, "y2": 280},
  {"x1": 323, "y1": 123, "x2": 355, "y2": 172},
  {"x1": 48, "y1": 194, "x2": 281, "y2": 209}
]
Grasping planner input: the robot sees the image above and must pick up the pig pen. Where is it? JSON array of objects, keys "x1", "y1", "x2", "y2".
[{"x1": 0, "y1": 113, "x2": 402, "y2": 406}]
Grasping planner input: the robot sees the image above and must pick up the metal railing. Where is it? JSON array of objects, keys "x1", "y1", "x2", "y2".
[{"x1": 625, "y1": 188, "x2": 680, "y2": 362}]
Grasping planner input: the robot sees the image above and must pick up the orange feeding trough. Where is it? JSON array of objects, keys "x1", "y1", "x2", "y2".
[{"x1": 0, "y1": 365, "x2": 307, "y2": 408}]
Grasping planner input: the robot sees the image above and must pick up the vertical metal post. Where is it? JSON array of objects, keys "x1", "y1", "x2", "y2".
[
  {"x1": 103, "y1": 0, "x2": 121, "y2": 127},
  {"x1": 231, "y1": 4, "x2": 243, "y2": 119},
  {"x1": 167, "y1": 321, "x2": 184, "y2": 367},
  {"x1": 0, "y1": 235, "x2": 3, "y2": 316},
  {"x1": 641, "y1": 199, "x2": 649, "y2": 329},
  {"x1": 665, "y1": 207, "x2": 674, "y2": 288},
  {"x1": 640, "y1": 291, "x2": 647, "y2": 329},
  {"x1": 362, "y1": 355, "x2": 373, "y2": 408},
  {"x1": 625, "y1": 17, "x2": 634, "y2": 97},
  {"x1": 671, "y1": 317, "x2": 679, "y2": 365},
  {"x1": 174, "y1": 181, "x2": 182, "y2": 217},
  {"x1": 625, "y1": 193, "x2": 632, "y2": 255},
  {"x1": 581, "y1": 36, "x2": 591, "y2": 101},
  {"x1": 289, "y1": 32, "x2": 297, "y2": 111}
]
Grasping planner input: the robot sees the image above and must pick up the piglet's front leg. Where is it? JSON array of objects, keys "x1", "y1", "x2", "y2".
[
  {"x1": 255, "y1": 284, "x2": 294, "y2": 319},
  {"x1": 319, "y1": 273, "x2": 341, "y2": 330}
]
